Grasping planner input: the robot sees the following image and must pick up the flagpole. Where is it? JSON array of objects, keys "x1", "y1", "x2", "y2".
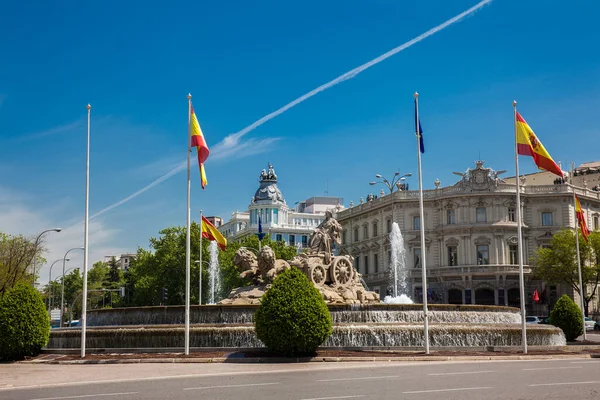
[
  {"x1": 571, "y1": 162, "x2": 587, "y2": 341},
  {"x1": 414, "y1": 92, "x2": 430, "y2": 355},
  {"x1": 199, "y1": 209, "x2": 203, "y2": 306},
  {"x1": 80, "y1": 104, "x2": 91, "y2": 358},
  {"x1": 185, "y1": 94, "x2": 192, "y2": 355},
  {"x1": 513, "y1": 100, "x2": 528, "y2": 354}
]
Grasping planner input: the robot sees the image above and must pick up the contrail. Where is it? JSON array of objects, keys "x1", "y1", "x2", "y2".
[{"x1": 85, "y1": 0, "x2": 492, "y2": 222}]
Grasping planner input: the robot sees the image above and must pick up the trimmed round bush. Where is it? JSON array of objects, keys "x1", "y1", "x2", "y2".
[
  {"x1": 255, "y1": 267, "x2": 332, "y2": 356},
  {"x1": 0, "y1": 283, "x2": 50, "y2": 360},
  {"x1": 549, "y1": 294, "x2": 583, "y2": 342}
]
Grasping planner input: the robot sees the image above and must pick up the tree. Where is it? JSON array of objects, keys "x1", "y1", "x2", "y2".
[
  {"x1": 255, "y1": 267, "x2": 332, "y2": 356},
  {"x1": 0, "y1": 232, "x2": 45, "y2": 295},
  {"x1": 549, "y1": 294, "x2": 583, "y2": 341},
  {"x1": 533, "y1": 229, "x2": 600, "y2": 315}
]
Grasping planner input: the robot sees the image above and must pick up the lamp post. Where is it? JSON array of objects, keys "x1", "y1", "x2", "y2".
[
  {"x1": 60, "y1": 247, "x2": 84, "y2": 326},
  {"x1": 31, "y1": 228, "x2": 62, "y2": 286},
  {"x1": 194, "y1": 260, "x2": 210, "y2": 305},
  {"x1": 370, "y1": 172, "x2": 412, "y2": 224},
  {"x1": 48, "y1": 258, "x2": 70, "y2": 311}
]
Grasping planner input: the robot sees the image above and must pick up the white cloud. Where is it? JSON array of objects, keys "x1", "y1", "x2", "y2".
[{"x1": 0, "y1": 186, "x2": 128, "y2": 286}]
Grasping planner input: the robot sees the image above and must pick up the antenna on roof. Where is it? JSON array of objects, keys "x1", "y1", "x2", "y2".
[{"x1": 325, "y1": 180, "x2": 329, "y2": 196}]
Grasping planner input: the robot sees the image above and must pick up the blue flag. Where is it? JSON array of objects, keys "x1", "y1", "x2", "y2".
[
  {"x1": 257, "y1": 215, "x2": 265, "y2": 240},
  {"x1": 415, "y1": 100, "x2": 424, "y2": 153}
]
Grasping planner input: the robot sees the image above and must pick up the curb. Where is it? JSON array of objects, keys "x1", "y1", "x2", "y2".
[{"x1": 27, "y1": 353, "x2": 599, "y2": 365}]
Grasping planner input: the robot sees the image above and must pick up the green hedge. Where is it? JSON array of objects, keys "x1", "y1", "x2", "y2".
[
  {"x1": 549, "y1": 294, "x2": 583, "y2": 342},
  {"x1": 0, "y1": 283, "x2": 50, "y2": 360},
  {"x1": 255, "y1": 267, "x2": 332, "y2": 356}
]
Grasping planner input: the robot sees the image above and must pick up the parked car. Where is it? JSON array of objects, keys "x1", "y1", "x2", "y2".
[
  {"x1": 526, "y1": 316, "x2": 542, "y2": 324},
  {"x1": 539, "y1": 316, "x2": 551, "y2": 324},
  {"x1": 584, "y1": 317, "x2": 596, "y2": 331}
]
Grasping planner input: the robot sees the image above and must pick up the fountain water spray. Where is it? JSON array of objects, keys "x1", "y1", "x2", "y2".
[
  {"x1": 384, "y1": 222, "x2": 413, "y2": 304},
  {"x1": 208, "y1": 241, "x2": 221, "y2": 305}
]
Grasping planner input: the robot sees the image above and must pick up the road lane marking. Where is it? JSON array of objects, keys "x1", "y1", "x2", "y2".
[
  {"x1": 529, "y1": 381, "x2": 600, "y2": 387},
  {"x1": 403, "y1": 386, "x2": 492, "y2": 394},
  {"x1": 317, "y1": 375, "x2": 399, "y2": 382},
  {"x1": 29, "y1": 393, "x2": 138, "y2": 400},
  {"x1": 523, "y1": 366, "x2": 583, "y2": 371},
  {"x1": 427, "y1": 371, "x2": 493, "y2": 376},
  {"x1": 184, "y1": 382, "x2": 279, "y2": 390},
  {"x1": 301, "y1": 396, "x2": 365, "y2": 400}
]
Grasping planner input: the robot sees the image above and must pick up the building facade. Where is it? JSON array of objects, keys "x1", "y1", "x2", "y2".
[
  {"x1": 103, "y1": 253, "x2": 136, "y2": 271},
  {"x1": 336, "y1": 161, "x2": 600, "y2": 314},
  {"x1": 218, "y1": 163, "x2": 344, "y2": 248}
]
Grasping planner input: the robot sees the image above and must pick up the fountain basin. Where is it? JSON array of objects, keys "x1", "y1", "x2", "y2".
[
  {"x1": 86, "y1": 304, "x2": 522, "y2": 326},
  {"x1": 47, "y1": 323, "x2": 565, "y2": 349}
]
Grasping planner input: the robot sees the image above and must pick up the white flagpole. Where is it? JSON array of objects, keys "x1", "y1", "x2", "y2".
[
  {"x1": 414, "y1": 92, "x2": 430, "y2": 355},
  {"x1": 513, "y1": 100, "x2": 528, "y2": 354},
  {"x1": 80, "y1": 104, "x2": 91, "y2": 358},
  {"x1": 185, "y1": 94, "x2": 192, "y2": 355},
  {"x1": 199, "y1": 209, "x2": 203, "y2": 305},
  {"x1": 571, "y1": 162, "x2": 587, "y2": 341}
]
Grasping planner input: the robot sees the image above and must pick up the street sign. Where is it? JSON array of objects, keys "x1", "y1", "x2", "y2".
[{"x1": 50, "y1": 309, "x2": 61, "y2": 321}]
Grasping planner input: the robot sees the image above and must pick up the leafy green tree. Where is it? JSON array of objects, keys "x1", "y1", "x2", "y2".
[
  {"x1": 550, "y1": 294, "x2": 583, "y2": 341},
  {"x1": 255, "y1": 268, "x2": 332, "y2": 356},
  {"x1": 107, "y1": 257, "x2": 122, "y2": 284},
  {"x1": 0, "y1": 232, "x2": 46, "y2": 295},
  {"x1": 0, "y1": 283, "x2": 50, "y2": 360},
  {"x1": 533, "y1": 229, "x2": 600, "y2": 315}
]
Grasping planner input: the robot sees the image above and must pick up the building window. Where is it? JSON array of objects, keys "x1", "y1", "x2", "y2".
[
  {"x1": 476, "y1": 245, "x2": 489, "y2": 265},
  {"x1": 498, "y1": 289, "x2": 505, "y2": 305},
  {"x1": 342, "y1": 231, "x2": 347, "y2": 245},
  {"x1": 301, "y1": 235, "x2": 308, "y2": 247},
  {"x1": 508, "y1": 207, "x2": 516, "y2": 222},
  {"x1": 289, "y1": 235, "x2": 295, "y2": 247},
  {"x1": 354, "y1": 227, "x2": 359, "y2": 242},
  {"x1": 363, "y1": 226, "x2": 368, "y2": 240},
  {"x1": 476, "y1": 207, "x2": 486, "y2": 222},
  {"x1": 447, "y1": 209, "x2": 455, "y2": 225},
  {"x1": 364, "y1": 255, "x2": 369, "y2": 274},
  {"x1": 276, "y1": 234, "x2": 283, "y2": 242},
  {"x1": 447, "y1": 246, "x2": 458, "y2": 266},
  {"x1": 594, "y1": 215, "x2": 599, "y2": 231},
  {"x1": 387, "y1": 219, "x2": 392, "y2": 233},
  {"x1": 273, "y1": 209, "x2": 278, "y2": 224},
  {"x1": 354, "y1": 256, "x2": 360, "y2": 273},
  {"x1": 374, "y1": 253, "x2": 379, "y2": 273},
  {"x1": 372, "y1": 222, "x2": 378, "y2": 237},
  {"x1": 413, "y1": 216, "x2": 420, "y2": 230},
  {"x1": 509, "y1": 245, "x2": 518, "y2": 264},
  {"x1": 542, "y1": 212, "x2": 553, "y2": 226},
  {"x1": 414, "y1": 248, "x2": 421, "y2": 268}
]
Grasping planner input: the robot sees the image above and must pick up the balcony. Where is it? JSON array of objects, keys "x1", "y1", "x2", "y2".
[{"x1": 362, "y1": 264, "x2": 532, "y2": 282}]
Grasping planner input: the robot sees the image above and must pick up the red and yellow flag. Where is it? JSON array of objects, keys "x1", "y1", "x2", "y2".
[
  {"x1": 201, "y1": 216, "x2": 227, "y2": 250},
  {"x1": 575, "y1": 195, "x2": 590, "y2": 242},
  {"x1": 516, "y1": 112, "x2": 563, "y2": 178},
  {"x1": 191, "y1": 106, "x2": 210, "y2": 188}
]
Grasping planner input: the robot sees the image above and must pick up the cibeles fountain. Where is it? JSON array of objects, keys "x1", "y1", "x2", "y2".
[{"x1": 47, "y1": 213, "x2": 566, "y2": 351}]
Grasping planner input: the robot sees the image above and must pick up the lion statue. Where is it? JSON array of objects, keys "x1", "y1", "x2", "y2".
[
  {"x1": 257, "y1": 245, "x2": 290, "y2": 282},
  {"x1": 234, "y1": 247, "x2": 260, "y2": 283}
]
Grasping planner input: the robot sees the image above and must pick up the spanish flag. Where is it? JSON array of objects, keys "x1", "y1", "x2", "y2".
[
  {"x1": 575, "y1": 195, "x2": 590, "y2": 242},
  {"x1": 191, "y1": 106, "x2": 210, "y2": 188},
  {"x1": 516, "y1": 112, "x2": 563, "y2": 178},
  {"x1": 201, "y1": 216, "x2": 227, "y2": 250}
]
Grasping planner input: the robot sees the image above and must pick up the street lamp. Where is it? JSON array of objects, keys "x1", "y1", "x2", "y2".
[
  {"x1": 369, "y1": 172, "x2": 412, "y2": 223},
  {"x1": 60, "y1": 247, "x2": 84, "y2": 326},
  {"x1": 48, "y1": 258, "x2": 69, "y2": 311},
  {"x1": 31, "y1": 228, "x2": 62, "y2": 285},
  {"x1": 194, "y1": 259, "x2": 210, "y2": 305}
]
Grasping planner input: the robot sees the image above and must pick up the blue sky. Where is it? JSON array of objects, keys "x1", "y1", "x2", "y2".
[{"x1": 2, "y1": 0, "x2": 600, "y2": 284}]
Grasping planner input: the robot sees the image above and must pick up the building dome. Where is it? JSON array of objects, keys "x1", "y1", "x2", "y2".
[{"x1": 253, "y1": 163, "x2": 285, "y2": 204}]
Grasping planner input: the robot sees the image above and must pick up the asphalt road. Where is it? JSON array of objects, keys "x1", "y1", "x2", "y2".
[{"x1": 2, "y1": 358, "x2": 600, "y2": 400}]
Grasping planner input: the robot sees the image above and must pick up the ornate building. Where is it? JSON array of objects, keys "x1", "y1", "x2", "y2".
[
  {"x1": 218, "y1": 163, "x2": 344, "y2": 248},
  {"x1": 336, "y1": 161, "x2": 600, "y2": 314}
]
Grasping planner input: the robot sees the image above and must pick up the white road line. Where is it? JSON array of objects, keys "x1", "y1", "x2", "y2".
[
  {"x1": 301, "y1": 396, "x2": 365, "y2": 400},
  {"x1": 427, "y1": 370, "x2": 494, "y2": 376},
  {"x1": 403, "y1": 386, "x2": 492, "y2": 394},
  {"x1": 529, "y1": 381, "x2": 600, "y2": 387},
  {"x1": 523, "y1": 366, "x2": 583, "y2": 371},
  {"x1": 29, "y1": 393, "x2": 138, "y2": 400},
  {"x1": 317, "y1": 375, "x2": 399, "y2": 382},
  {"x1": 183, "y1": 382, "x2": 279, "y2": 390}
]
